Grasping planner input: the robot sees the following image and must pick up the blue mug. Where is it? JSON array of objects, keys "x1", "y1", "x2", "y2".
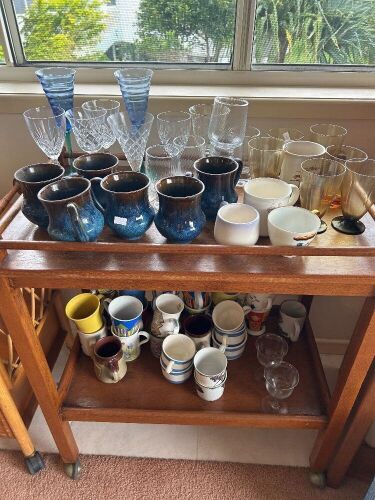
[{"x1": 105, "y1": 295, "x2": 144, "y2": 335}]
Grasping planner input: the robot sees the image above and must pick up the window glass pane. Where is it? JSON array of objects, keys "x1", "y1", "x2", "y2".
[
  {"x1": 12, "y1": 0, "x2": 236, "y2": 65},
  {"x1": 253, "y1": 0, "x2": 375, "y2": 66}
]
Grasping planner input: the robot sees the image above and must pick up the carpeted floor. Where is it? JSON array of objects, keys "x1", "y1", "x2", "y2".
[{"x1": 0, "y1": 450, "x2": 369, "y2": 500}]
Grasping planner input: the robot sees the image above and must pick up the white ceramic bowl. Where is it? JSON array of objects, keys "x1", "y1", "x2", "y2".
[
  {"x1": 212, "y1": 334, "x2": 247, "y2": 360},
  {"x1": 214, "y1": 203, "x2": 260, "y2": 246},
  {"x1": 268, "y1": 206, "x2": 321, "y2": 247},
  {"x1": 194, "y1": 372, "x2": 227, "y2": 401},
  {"x1": 194, "y1": 347, "x2": 227, "y2": 388}
]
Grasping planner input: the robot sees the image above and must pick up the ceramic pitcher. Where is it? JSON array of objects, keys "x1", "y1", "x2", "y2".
[
  {"x1": 93, "y1": 336, "x2": 127, "y2": 384},
  {"x1": 14, "y1": 163, "x2": 65, "y2": 228},
  {"x1": 93, "y1": 171, "x2": 154, "y2": 240},
  {"x1": 194, "y1": 157, "x2": 240, "y2": 220},
  {"x1": 37, "y1": 176, "x2": 104, "y2": 241}
]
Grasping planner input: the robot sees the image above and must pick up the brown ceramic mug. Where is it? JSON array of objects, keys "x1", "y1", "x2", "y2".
[
  {"x1": 73, "y1": 153, "x2": 119, "y2": 179},
  {"x1": 93, "y1": 336, "x2": 127, "y2": 383}
]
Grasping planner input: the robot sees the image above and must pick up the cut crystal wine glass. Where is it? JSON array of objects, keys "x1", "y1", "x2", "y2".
[
  {"x1": 82, "y1": 99, "x2": 121, "y2": 151},
  {"x1": 65, "y1": 107, "x2": 107, "y2": 154}
]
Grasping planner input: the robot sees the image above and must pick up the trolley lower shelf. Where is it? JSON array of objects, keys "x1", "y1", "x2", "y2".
[{"x1": 59, "y1": 315, "x2": 329, "y2": 430}]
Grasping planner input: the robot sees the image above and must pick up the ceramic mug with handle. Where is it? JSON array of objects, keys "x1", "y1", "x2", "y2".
[
  {"x1": 111, "y1": 325, "x2": 150, "y2": 361},
  {"x1": 279, "y1": 300, "x2": 307, "y2": 342},
  {"x1": 93, "y1": 336, "x2": 127, "y2": 384}
]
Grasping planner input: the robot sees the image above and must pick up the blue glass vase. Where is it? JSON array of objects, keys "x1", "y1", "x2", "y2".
[{"x1": 114, "y1": 69, "x2": 153, "y2": 129}]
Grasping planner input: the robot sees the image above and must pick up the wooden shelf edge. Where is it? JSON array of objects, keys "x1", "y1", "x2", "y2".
[{"x1": 60, "y1": 406, "x2": 327, "y2": 429}]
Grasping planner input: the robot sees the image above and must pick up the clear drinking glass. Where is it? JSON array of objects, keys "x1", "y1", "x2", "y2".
[
  {"x1": 263, "y1": 362, "x2": 299, "y2": 414},
  {"x1": 173, "y1": 135, "x2": 205, "y2": 174},
  {"x1": 23, "y1": 106, "x2": 66, "y2": 163},
  {"x1": 309, "y1": 123, "x2": 347, "y2": 148},
  {"x1": 107, "y1": 112, "x2": 154, "y2": 172},
  {"x1": 66, "y1": 107, "x2": 107, "y2": 154},
  {"x1": 331, "y1": 159, "x2": 375, "y2": 235},
  {"x1": 82, "y1": 99, "x2": 121, "y2": 150},
  {"x1": 267, "y1": 127, "x2": 304, "y2": 142},
  {"x1": 189, "y1": 104, "x2": 212, "y2": 147},
  {"x1": 256, "y1": 334, "x2": 288, "y2": 368},
  {"x1": 208, "y1": 97, "x2": 248, "y2": 155},
  {"x1": 300, "y1": 158, "x2": 346, "y2": 233},
  {"x1": 248, "y1": 136, "x2": 284, "y2": 178},
  {"x1": 157, "y1": 111, "x2": 191, "y2": 156},
  {"x1": 145, "y1": 145, "x2": 179, "y2": 207},
  {"x1": 114, "y1": 68, "x2": 153, "y2": 129}
]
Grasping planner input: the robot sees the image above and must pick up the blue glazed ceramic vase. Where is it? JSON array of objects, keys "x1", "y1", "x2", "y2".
[
  {"x1": 14, "y1": 163, "x2": 65, "y2": 228},
  {"x1": 37, "y1": 177, "x2": 104, "y2": 242},
  {"x1": 97, "y1": 171, "x2": 154, "y2": 240},
  {"x1": 194, "y1": 157, "x2": 240, "y2": 221},
  {"x1": 154, "y1": 176, "x2": 206, "y2": 243}
]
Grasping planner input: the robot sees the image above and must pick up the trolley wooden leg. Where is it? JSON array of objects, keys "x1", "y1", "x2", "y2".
[
  {"x1": 310, "y1": 297, "x2": 375, "y2": 473},
  {"x1": 326, "y1": 363, "x2": 375, "y2": 488},
  {"x1": 0, "y1": 278, "x2": 79, "y2": 464}
]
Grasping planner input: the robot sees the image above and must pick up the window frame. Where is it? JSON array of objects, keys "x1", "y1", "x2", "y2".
[{"x1": 1, "y1": 0, "x2": 375, "y2": 89}]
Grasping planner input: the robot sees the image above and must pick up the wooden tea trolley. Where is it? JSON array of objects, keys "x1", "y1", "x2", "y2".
[{"x1": 0, "y1": 181, "x2": 374, "y2": 485}]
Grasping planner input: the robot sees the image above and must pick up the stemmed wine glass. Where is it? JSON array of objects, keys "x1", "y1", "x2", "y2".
[
  {"x1": 157, "y1": 111, "x2": 191, "y2": 156},
  {"x1": 208, "y1": 97, "x2": 248, "y2": 156},
  {"x1": 263, "y1": 362, "x2": 299, "y2": 414},
  {"x1": 255, "y1": 333, "x2": 288, "y2": 381},
  {"x1": 23, "y1": 105, "x2": 66, "y2": 163},
  {"x1": 65, "y1": 107, "x2": 107, "y2": 154},
  {"x1": 173, "y1": 135, "x2": 205, "y2": 174},
  {"x1": 82, "y1": 99, "x2": 120, "y2": 151}
]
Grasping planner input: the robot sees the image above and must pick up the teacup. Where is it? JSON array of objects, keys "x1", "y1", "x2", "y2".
[
  {"x1": 243, "y1": 178, "x2": 300, "y2": 237},
  {"x1": 105, "y1": 295, "x2": 144, "y2": 335},
  {"x1": 279, "y1": 300, "x2": 307, "y2": 342},
  {"x1": 93, "y1": 336, "x2": 127, "y2": 384},
  {"x1": 111, "y1": 324, "x2": 150, "y2": 361},
  {"x1": 77, "y1": 323, "x2": 107, "y2": 357},
  {"x1": 183, "y1": 314, "x2": 213, "y2": 350},
  {"x1": 195, "y1": 372, "x2": 227, "y2": 401},
  {"x1": 161, "y1": 334, "x2": 196, "y2": 374},
  {"x1": 14, "y1": 163, "x2": 65, "y2": 228},
  {"x1": 65, "y1": 293, "x2": 104, "y2": 334},
  {"x1": 268, "y1": 206, "x2": 321, "y2": 247},
  {"x1": 280, "y1": 141, "x2": 325, "y2": 185},
  {"x1": 214, "y1": 202, "x2": 260, "y2": 246},
  {"x1": 194, "y1": 347, "x2": 227, "y2": 388},
  {"x1": 212, "y1": 334, "x2": 247, "y2": 360}
]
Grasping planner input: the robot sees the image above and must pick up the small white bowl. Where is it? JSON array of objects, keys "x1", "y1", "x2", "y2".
[
  {"x1": 268, "y1": 206, "x2": 321, "y2": 247},
  {"x1": 194, "y1": 372, "x2": 227, "y2": 401}
]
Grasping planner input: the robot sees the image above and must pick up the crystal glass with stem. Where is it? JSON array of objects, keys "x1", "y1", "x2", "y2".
[
  {"x1": 145, "y1": 144, "x2": 179, "y2": 207},
  {"x1": 157, "y1": 111, "x2": 191, "y2": 156},
  {"x1": 82, "y1": 99, "x2": 120, "y2": 151},
  {"x1": 108, "y1": 111, "x2": 154, "y2": 172},
  {"x1": 331, "y1": 159, "x2": 375, "y2": 235},
  {"x1": 248, "y1": 136, "x2": 284, "y2": 178},
  {"x1": 300, "y1": 158, "x2": 346, "y2": 234},
  {"x1": 263, "y1": 362, "x2": 299, "y2": 414},
  {"x1": 114, "y1": 68, "x2": 153, "y2": 128},
  {"x1": 35, "y1": 67, "x2": 76, "y2": 170},
  {"x1": 255, "y1": 333, "x2": 288, "y2": 381},
  {"x1": 65, "y1": 107, "x2": 107, "y2": 154},
  {"x1": 267, "y1": 127, "x2": 304, "y2": 142},
  {"x1": 208, "y1": 97, "x2": 248, "y2": 156},
  {"x1": 23, "y1": 106, "x2": 66, "y2": 163},
  {"x1": 173, "y1": 135, "x2": 205, "y2": 174},
  {"x1": 309, "y1": 123, "x2": 347, "y2": 148}
]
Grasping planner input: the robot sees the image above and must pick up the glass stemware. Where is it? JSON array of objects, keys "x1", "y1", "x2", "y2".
[
  {"x1": 331, "y1": 159, "x2": 375, "y2": 235},
  {"x1": 309, "y1": 123, "x2": 347, "y2": 148},
  {"x1": 300, "y1": 158, "x2": 346, "y2": 233},
  {"x1": 23, "y1": 106, "x2": 66, "y2": 163},
  {"x1": 108, "y1": 111, "x2": 154, "y2": 172},
  {"x1": 267, "y1": 127, "x2": 304, "y2": 142},
  {"x1": 188, "y1": 104, "x2": 212, "y2": 149},
  {"x1": 157, "y1": 111, "x2": 191, "y2": 156},
  {"x1": 114, "y1": 68, "x2": 153, "y2": 129},
  {"x1": 82, "y1": 99, "x2": 121, "y2": 151},
  {"x1": 255, "y1": 333, "x2": 288, "y2": 381},
  {"x1": 248, "y1": 136, "x2": 284, "y2": 178},
  {"x1": 65, "y1": 107, "x2": 107, "y2": 154},
  {"x1": 208, "y1": 97, "x2": 248, "y2": 156},
  {"x1": 173, "y1": 135, "x2": 205, "y2": 174},
  {"x1": 263, "y1": 362, "x2": 299, "y2": 414}
]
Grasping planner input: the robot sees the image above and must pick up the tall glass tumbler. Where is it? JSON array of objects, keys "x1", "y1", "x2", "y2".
[
  {"x1": 208, "y1": 97, "x2": 248, "y2": 155},
  {"x1": 173, "y1": 135, "x2": 205, "y2": 174},
  {"x1": 309, "y1": 123, "x2": 347, "y2": 148},
  {"x1": 300, "y1": 158, "x2": 346, "y2": 233},
  {"x1": 189, "y1": 104, "x2": 212, "y2": 148},
  {"x1": 114, "y1": 68, "x2": 153, "y2": 129},
  {"x1": 145, "y1": 145, "x2": 179, "y2": 207},
  {"x1": 232, "y1": 125, "x2": 260, "y2": 179},
  {"x1": 331, "y1": 159, "x2": 375, "y2": 235},
  {"x1": 267, "y1": 127, "x2": 304, "y2": 142},
  {"x1": 82, "y1": 99, "x2": 121, "y2": 150},
  {"x1": 157, "y1": 111, "x2": 191, "y2": 156},
  {"x1": 248, "y1": 137, "x2": 284, "y2": 179}
]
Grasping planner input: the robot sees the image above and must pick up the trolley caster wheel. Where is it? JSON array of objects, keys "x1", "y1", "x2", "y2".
[
  {"x1": 64, "y1": 460, "x2": 82, "y2": 480},
  {"x1": 25, "y1": 451, "x2": 45, "y2": 475},
  {"x1": 309, "y1": 471, "x2": 326, "y2": 488}
]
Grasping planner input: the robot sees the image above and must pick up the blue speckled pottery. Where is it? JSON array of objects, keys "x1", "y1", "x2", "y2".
[
  {"x1": 194, "y1": 157, "x2": 240, "y2": 221},
  {"x1": 97, "y1": 171, "x2": 154, "y2": 240},
  {"x1": 37, "y1": 177, "x2": 104, "y2": 242},
  {"x1": 154, "y1": 175, "x2": 205, "y2": 243},
  {"x1": 14, "y1": 163, "x2": 65, "y2": 228}
]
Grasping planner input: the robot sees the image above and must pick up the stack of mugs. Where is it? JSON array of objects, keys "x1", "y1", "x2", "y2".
[
  {"x1": 160, "y1": 334, "x2": 196, "y2": 383},
  {"x1": 211, "y1": 300, "x2": 247, "y2": 360},
  {"x1": 194, "y1": 347, "x2": 228, "y2": 401}
]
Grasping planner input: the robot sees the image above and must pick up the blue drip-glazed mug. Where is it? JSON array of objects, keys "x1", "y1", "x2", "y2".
[
  {"x1": 37, "y1": 176, "x2": 104, "y2": 242},
  {"x1": 194, "y1": 156, "x2": 241, "y2": 221},
  {"x1": 154, "y1": 175, "x2": 206, "y2": 243},
  {"x1": 92, "y1": 171, "x2": 154, "y2": 240}
]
